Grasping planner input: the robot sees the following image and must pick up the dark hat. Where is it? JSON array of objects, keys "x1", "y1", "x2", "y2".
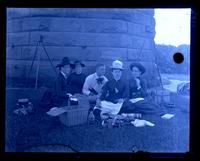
[
  {"x1": 71, "y1": 60, "x2": 85, "y2": 68},
  {"x1": 56, "y1": 57, "x2": 71, "y2": 68},
  {"x1": 129, "y1": 62, "x2": 146, "y2": 74}
]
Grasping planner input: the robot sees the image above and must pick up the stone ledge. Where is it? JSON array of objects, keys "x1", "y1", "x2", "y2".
[{"x1": 7, "y1": 8, "x2": 155, "y2": 26}]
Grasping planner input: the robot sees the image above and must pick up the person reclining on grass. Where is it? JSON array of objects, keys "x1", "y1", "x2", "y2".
[{"x1": 118, "y1": 62, "x2": 174, "y2": 119}]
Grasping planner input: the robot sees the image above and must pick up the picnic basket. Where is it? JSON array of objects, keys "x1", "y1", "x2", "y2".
[{"x1": 59, "y1": 94, "x2": 90, "y2": 127}]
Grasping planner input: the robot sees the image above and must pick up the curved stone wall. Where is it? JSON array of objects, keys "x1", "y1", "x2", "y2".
[{"x1": 6, "y1": 8, "x2": 160, "y2": 87}]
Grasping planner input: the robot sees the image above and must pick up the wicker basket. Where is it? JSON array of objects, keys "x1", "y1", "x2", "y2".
[
  {"x1": 59, "y1": 107, "x2": 89, "y2": 127},
  {"x1": 59, "y1": 94, "x2": 90, "y2": 127}
]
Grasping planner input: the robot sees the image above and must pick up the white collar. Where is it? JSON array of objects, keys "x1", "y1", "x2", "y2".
[
  {"x1": 94, "y1": 72, "x2": 104, "y2": 79},
  {"x1": 61, "y1": 71, "x2": 67, "y2": 79}
]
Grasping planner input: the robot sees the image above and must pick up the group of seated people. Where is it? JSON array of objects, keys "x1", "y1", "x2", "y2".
[{"x1": 40, "y1": 57, "x2": 174, "y2": 123}]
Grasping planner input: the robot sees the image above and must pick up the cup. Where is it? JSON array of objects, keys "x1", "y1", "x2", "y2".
[{"x1": 70, "y1": 97, "x2": 78, "y2": 105}]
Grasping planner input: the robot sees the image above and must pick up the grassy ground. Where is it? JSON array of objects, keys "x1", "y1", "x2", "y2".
[
  {"x1": 161, "y1": 74, "x2": 190, "y2": 81},
  {"x1": 5, "y1": 88, "x2": 189, "y2": 153}
]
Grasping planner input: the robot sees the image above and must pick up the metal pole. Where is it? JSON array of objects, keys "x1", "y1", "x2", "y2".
[
  {"x1": 41, "y1": 42, "x2": 57, "y2": 76},
  {"x1": 152, "y1": 41, "x2": 165, "y2": 104},
  {"x1": 152, "y1": 41, "x2": 164, "y2": 90},
  {"x1": 35, "y1": 42, "x2": 41, "y2": 90},
  {"x1": 25, "y1": 42, "x2": 39, "y2": 88}
]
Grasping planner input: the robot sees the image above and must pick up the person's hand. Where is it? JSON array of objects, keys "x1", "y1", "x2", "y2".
[
  {"x1": 135, "y1": 78, "x2": 141, "y2": 90},
  {"x1": 96, "y1": 98, "x2": 102, "y2": 107},
  {"x1": 66, "y1": 93, "x2": 73, "y2": 97},
  {"x1": 118, "y1": 98, "x2": 124, "y2": 104}
]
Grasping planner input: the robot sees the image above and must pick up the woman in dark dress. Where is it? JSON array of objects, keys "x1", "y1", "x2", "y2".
[
  {"x1": 66, "y1": 60, "x2": 87, "y2": 95},
  {"x1": 119, "y1": 62, "x2": 168, "y2": 116},
  {"x1": 40, "y1": 57, "x2": 72, "y2": 108}
]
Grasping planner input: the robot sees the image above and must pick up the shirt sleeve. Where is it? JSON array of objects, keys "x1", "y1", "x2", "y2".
[
  {"x1": 104, "y1": 76, "x2": 108, "y2": 83},
  {"x1": 82, "y1": 76, "x2": 91, "y2": 95},
  {"x1": 139, "y1": 79, "x2": 148, "y2": 97}
]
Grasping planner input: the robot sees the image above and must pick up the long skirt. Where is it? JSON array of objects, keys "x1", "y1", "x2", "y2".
[{"x1": 118, "y1": 99, "x2": 166, "y2": 116}]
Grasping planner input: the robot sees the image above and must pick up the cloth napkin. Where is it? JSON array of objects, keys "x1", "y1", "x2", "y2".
[
  {"x1": 161, "y1": 114, "x2": 174, "y2": 119},
  {"x1": 129, "y1": 98, "x2": 144, "y2": 104},
  {"x1": 46, "y1": 107, "x2": 66, "y2": 116},
  {"x1": 131, "y1": 119, "x2": 155, "y2": 127}
]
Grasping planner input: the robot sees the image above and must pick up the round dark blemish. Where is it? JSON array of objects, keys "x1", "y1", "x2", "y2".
[{"x1": 173, "y1": 52, "x2": 184, "y2": 64}]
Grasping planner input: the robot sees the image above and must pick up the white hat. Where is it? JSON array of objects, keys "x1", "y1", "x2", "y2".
[{"x1": 110, "y1": 60, "x2": 124, "y2": 70}]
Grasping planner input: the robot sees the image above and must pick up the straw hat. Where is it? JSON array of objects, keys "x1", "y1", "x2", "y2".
[{"x1": 110, "y1": 60, "x2": 124, "y2": 70}]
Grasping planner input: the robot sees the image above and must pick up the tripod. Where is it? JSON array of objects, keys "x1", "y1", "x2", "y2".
[{"x1": 25, "y1": 35, "x2": 57, "y2": 89}]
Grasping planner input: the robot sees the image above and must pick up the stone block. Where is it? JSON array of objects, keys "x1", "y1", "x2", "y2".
[
  {"x1": 6, "y1": 47, "x2": 21, "y2": 59},
  {"x1": 6, "y1": 59, "x2": 58, "y2": 79},
  {"x1": 127, "y1": 49, "x2": 154, "y2": 61},
  {"x1": 60, "y1": 8, "x2": 154, "y2": 26},
  {"x1": 49, "y1": 18, "x2": 127, "y2": 33},
  {"x1": 22, "y1": 17, "x2": 51, "y2": 31},
  {"x1": 100, "y1": 47, "x2": 127, "y2": 60},
  {"x1": 7, "y1": 8, "x2": 31, "y2": 19},
  {"x1": 145, "y1": 24, "x2": 155, "y2": 34},
  {"x1": 6, "y1": 59, "x2": 29, "y2": 78},
  {"x1": 29, "y1": 32, "x2": 132, "y2": 48},
  {"x1": 143, "y1": 39, "x2": 154, "y2": 50},
  {"x1": 130, "y1": 36, "x2": 144, "y2": 49},
  {"x1": 7, "y1": 19, "x2": 23, "y2": 33},
  {"x1": 62, "y1": 8, "x2": 132, "y2": 20},
  {"x1": 30, "y1": 8, "x2": 65, "y2": 17},
  {"x1": 43, "y1": 46, "x2": 101, "y2": 61},
  {"x1": 129, "y1": 13, "x2": 153, "y2": 26},
  {"x1": 7, "y1": 32, "x2": 29, "y2": 47},
  {"x1": 127, "y1": 49, "x2": 142, "y2": 60},
  {"x1": 130, "y1": 38, "x2": 154, "y2": 50},
  {"x1": 137, "y1": 9, "x2": 154, "y2": 16},
  {"x1": 127, "y1": 22, "x2": 145, "y2": 36},
  {"x1": 7, "y1": 45, "x2": 102, "y2": 62}
]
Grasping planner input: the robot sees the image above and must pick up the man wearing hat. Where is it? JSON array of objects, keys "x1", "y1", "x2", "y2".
[
  {"x1": 40, "y1": 57, "x2": 72, "y2": 108},
  {"x1": 93, "y1": 60, "x2": 129, "y2": 122},
  {"x1": 66, "y1": 60, "x2": 87, "y2": 95}
]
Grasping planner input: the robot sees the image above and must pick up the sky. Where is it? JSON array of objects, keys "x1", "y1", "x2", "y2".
[{"x1": 154, "y1": 9, "x2": 191, "y2": 47}]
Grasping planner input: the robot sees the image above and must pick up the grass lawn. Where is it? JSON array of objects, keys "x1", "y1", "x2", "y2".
[{"x1": 5, "y1": 88, "x2": 189, "y2": 153}]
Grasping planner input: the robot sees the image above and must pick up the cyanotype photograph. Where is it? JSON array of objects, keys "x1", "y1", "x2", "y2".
[{"x1": 6, "y1": 8, "x2": 190, "y2": 153}]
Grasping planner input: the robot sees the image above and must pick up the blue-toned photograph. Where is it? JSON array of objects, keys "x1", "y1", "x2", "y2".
[{"x1": 6, "y1": 8, "x2": 190, "y2": 152}]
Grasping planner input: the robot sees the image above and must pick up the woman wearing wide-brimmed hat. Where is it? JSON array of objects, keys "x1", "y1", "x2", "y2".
[
  {"x1": 118, "y1": 62, "x2": 174, "y2": 119},
  {"x1": 40, "y1": 57, "x2": 73, "y2": 108},
  {"x1": 66, "y1": 60, "x2": 87, "y2": 95}
]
